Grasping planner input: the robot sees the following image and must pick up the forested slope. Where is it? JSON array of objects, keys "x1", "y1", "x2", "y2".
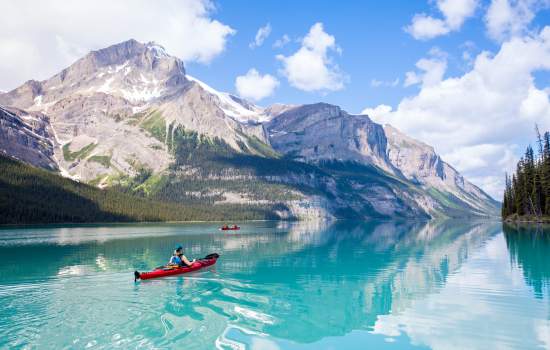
[{"x1": 0, "y1": 155, "x2": 278, "y2": 224}]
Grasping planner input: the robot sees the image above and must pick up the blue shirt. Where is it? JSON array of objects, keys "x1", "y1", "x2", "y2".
[{"x1": 169, "y1": 255, "x2": 182, "y2": 265}]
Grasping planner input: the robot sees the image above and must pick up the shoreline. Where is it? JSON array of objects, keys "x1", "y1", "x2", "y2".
[
  {"x1": 0, "y1": 217, "x2": 502, "y2": 229},
  {"x1": 0, "y1": 219, "x2": 287, "y2": 229},
  {"x1": 503, "y1": 215, "x2": 550, "y2": 225}
]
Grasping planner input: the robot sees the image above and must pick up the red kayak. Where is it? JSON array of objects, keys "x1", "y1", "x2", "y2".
[
  {"x1": 134, "y1": 253, "x2": 219, "y2": 281},
  {"x1": 220, "y1": 226, "x2": 240, "y2": 231}
]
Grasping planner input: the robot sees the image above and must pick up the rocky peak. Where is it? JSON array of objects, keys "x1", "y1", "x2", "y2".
[
  {"x1": 50, "y1": 39, "x2": 187, "y2": 99},
  {"x1": 267, "y1": 103, "x2": 393, "y2": 172},
  {"x1": 58, "y1": 39, "x2": 185, "y2": 82},
  {"x1": 89, "y1": 39, "x2": 146, "y2": 66},
  {"x1": 157, "y1": 80, "x2": 268, "y2": 151},
  {"x1": 0, "y1": 80, "x2": 44, "y2": 108},
  {"x1": 263, "y1": 103, "x2": 299, "y2": 118},
  {"x1": 268, "y1": 103, "x2": 343, "y2": 131},
  {"x1": 0, "y1": 40, "x2": 191, "y2": 111},
  {"x1": 185, "y1": 75, "x2": 269, "y2": 124}
]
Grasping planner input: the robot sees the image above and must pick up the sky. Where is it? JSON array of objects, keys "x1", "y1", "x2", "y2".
[{"x1": 1, "y1": 0, "x2": 550, "y2": 199}]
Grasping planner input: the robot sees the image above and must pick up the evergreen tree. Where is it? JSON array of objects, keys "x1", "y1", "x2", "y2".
[
  {"x1": 543, "y1": 132, "x2": 550, "y2": 214},
  {"x1": 503, "y1": 128, "x2": 550, "y2": 219}
]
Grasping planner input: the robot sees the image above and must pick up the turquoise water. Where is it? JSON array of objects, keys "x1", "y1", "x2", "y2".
[{"x1": 0, "y1": 220, "x2": 549, "y2": 349}]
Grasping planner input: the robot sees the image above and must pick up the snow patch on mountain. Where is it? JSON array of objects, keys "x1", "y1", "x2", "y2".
[
  {"x1": 97, "y1": 77, "x2": 115, "y2": 94},
  {"x1": 185, "y1": 74, "x2": 270, "y2": 123},
  {"x1": 33, "y1": 95, "x2": 43, "y2": 106}
]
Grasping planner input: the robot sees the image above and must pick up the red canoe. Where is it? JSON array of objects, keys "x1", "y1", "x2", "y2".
[
  {"x1": 134, "y1": 253, "x2": 219, "y2": 281},
  {"x1": 220, "y1": 226, "x2": 240, "y2": 231}
]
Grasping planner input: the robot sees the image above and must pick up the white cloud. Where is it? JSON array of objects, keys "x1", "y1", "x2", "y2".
[
  {"x1": 277, "y1": 23, "x2": 345, "y2": 92},
  {"x1": 404, "y1": 48, "x2": 448, "y2": 87},
  {"x1": 439, "y1": 0, "x2": 479, "y2": 28},
  {"x1": 406, "y1": 0, "x2": 478, "y2": 40},
  {"x1": 0, "y1": 0, "x2": 235, "y2": 91},
  {"x1": 404, "y1": 71, "x2": 422, "y2": 87},
  {"x1": 362, "y1": 104, "x2": 393, "y2": 119},
  {"x1": 371, "y1": 78, "x2": 400, "y2": 87},
  {"x1": 249, "y1": 23, "x2": 272, "y2": 49},
  {"x1": 407, "y1": 15, "x2": 450, "y2": 40},
  {"x1": 273, "y1": 34, "x2": 291, "y2": 48},
  {"x1": 235, "y1": 68, "x2": 279, "y2": 101},
  {"x1": 485, "y1": 0, "x2": 550, "y2": 41},
  {"x1": 444, "y1": 144, "x2": 510, "y2": 172},
  {"x1": 364, "y1": 27, "x2": 550, "y2": 198}
]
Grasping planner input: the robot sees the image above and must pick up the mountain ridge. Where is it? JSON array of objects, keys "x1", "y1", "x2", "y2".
[{"x1": 0, "y1": 39, "x2": 499, "y2": 220}]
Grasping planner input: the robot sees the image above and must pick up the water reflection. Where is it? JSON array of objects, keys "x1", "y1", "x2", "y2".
[
  {"x1": 503, "y1": 223, "x2": 550, "y2": 299},
  {"x1": 370, "y1": 223, "x2": 550, "y2": 350},
  {"x1": 0, "y1": 220, "x2": 549, "y2": 349}
]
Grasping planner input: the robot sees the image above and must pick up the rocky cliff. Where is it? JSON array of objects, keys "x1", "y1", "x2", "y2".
[
  {"x1": 267, "y1": 103, "x2": 394, "y2": 173},
  {"x1": 0, "y1": 105, "x2": 57, "y2": 170},
  {"x1": 265, "y1": 104, "x2": 499, "y2": 216},
  {"x1": 383, "y1": 124, "x2": 498, "y2": 215}
]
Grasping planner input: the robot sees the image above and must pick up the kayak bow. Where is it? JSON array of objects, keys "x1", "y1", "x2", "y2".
[{"x1": 134, "y1": 253, "x2": 219, "y2": 281}]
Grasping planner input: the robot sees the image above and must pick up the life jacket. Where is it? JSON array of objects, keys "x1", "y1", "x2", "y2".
[{"x1": 169, "y1": 255, "x2": 182, "y2": 265}]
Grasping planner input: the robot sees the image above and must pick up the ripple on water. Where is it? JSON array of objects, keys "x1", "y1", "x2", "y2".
[{"x1": 1, "y1": 221, "x2": 549, "y2": 349}]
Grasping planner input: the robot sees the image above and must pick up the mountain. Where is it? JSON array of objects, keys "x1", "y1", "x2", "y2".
[
  {"x1": 266, "y1": 103, "x2": 395, "y2": 172},
  {"x1": 0, "y1": 40, "x2": 271, "y2": 182},
  {"x1": 383, "y1": 124, "x2": 497, "y2": 215},
  {"x1": 0, "y1": 39, "x2": 499, "y2": 220},
  {"x1": 0, "y1": 154, "x2": 278, "y2": 225},
  {"x1": 265, "y1": 104, "x2": 499, "y2": 216},
  {"x1": 0, "y1": 105, "x2": 57, "y2": 170}
]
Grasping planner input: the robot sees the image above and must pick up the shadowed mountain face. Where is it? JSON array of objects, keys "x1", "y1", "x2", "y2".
[
  {"x1": 0, "y1": 106, "x2": 57, "y2": 170},
  {"x1": 0, "y1": 39, "x2": 499, "y2": 219}
]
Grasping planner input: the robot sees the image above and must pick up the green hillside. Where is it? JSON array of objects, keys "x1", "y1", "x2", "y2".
[
  {"x1": 0, "y1": 121, "x2": 495, "y2": 225},
  {"x1": 0, "y1": 155, "x2": 280, "y2": 225}
]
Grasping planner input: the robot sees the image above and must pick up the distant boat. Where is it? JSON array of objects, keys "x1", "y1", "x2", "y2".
[{"x1": 220, "y1": 225, "x2": 240, "y2": 231}]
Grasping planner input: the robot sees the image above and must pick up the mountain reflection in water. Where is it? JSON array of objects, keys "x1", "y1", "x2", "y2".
[{"x1": 0, "y1": 220, "x2": 548, "y2": 349}]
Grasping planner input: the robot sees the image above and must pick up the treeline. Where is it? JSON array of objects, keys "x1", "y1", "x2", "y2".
[
  {"x1": 502, "y1": 129, "x2": 550, "y2": 219},
  {"x1": 0, "y1": 155, "x2": 282, "y2": 225}
]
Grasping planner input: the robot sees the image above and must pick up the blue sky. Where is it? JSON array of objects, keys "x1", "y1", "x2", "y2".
[
  {"x1": 185, "y1": 0, "x2": 503, "y2": 112},
  {"x1": 1, "y1": 0, "x2": 550, "y2": 198},
  {"x1": 188, "y1": 0, "x2": 432, "y2": 111}
]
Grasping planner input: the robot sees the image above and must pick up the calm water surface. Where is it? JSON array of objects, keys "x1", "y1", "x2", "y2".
[{"x1": 0, "y1": 220, "x2": 549, "y2": 349}]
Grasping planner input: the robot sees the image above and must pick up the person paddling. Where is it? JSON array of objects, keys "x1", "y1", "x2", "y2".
[{"x1": 168, "y1": 246, "x2": 195, "y2": 267}]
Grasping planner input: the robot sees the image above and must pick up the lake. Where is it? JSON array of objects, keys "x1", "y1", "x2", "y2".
[{"x1": 0, "y1": 220, "x2": 548, "y2": 349}]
